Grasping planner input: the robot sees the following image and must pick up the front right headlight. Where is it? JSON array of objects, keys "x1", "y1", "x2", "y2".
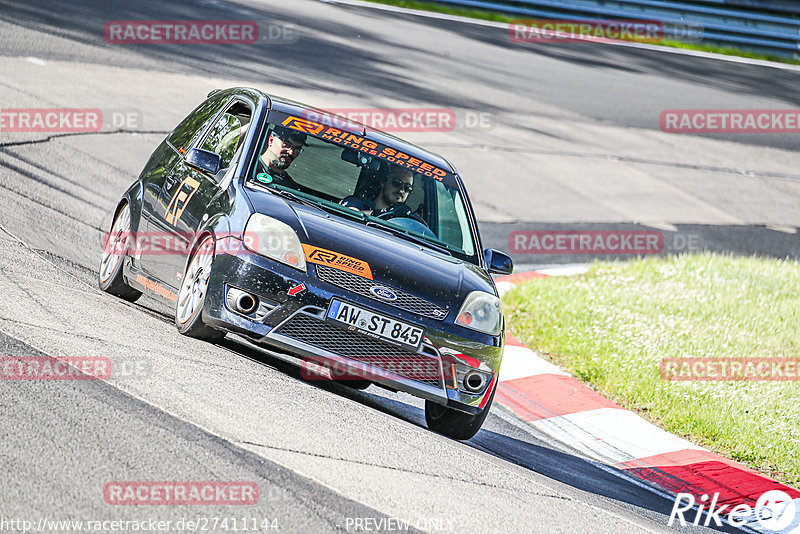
[
  {"x1": 455, "y1": 291, "x2": 502, "y2": 336},
  {"x1": 243, "y1": 213, "x2": 306, "y2": 271}
]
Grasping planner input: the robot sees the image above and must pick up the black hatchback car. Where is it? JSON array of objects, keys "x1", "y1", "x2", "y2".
[{"x1": 99, "y1": 88, "x2": 513, "y2": 439}]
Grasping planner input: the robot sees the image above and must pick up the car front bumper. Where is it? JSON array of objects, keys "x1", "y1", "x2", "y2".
[{"x1": 203, "y1": 245, "x2": 503, "y2": 414}]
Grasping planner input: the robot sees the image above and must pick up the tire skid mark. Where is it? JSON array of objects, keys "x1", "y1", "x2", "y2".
[
  {"x1": 0, "y1": 315, "x2": 230, "y2": 373},
  {"x1": 0, "y1": 129, "x2": 170, "y2": 149},
  {"x1": 0, "y1": 266, "x2": 70, "y2": 329},
  {"x1": 0, "y1": 181, "x2": 103, "y2": 231},
  {"x1": 0, "y1": 153, "x2": 109, "y2": 211},
  {"x1": 0, "y1": 270, "x2": 101, "y2": 295},
  {"x1": 60, "y1": 142, "x2": 146, "y2": 191},
  {"x1": 237, "y1": 440, "x2": 567, "y2": 498},
  {"x1": 1, "y1": 146, "x2": 122, "y2": 205},
  {"x1": 0, "y1": 222, "x2": 108, "y2": 300},
  {"x1": 0, "y1": 232, "x2": 169, "y2": 325}
]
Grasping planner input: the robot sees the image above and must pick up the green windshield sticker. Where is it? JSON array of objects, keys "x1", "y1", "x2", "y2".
[{"x1": 256, "y1": 173, "x2": 273, "y2": 184}]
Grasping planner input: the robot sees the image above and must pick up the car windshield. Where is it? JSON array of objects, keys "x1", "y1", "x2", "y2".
[{"x1": 247, "y1": 111, "x2": 479, "y2": 263}]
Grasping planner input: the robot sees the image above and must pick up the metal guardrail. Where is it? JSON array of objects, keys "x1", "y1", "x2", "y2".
[
  {"x1": 432, "y1": 0, "x2": 800, "y2": 58},
  {"x1": 717, "y1": 0, "x2": 800, "y2": 16}
]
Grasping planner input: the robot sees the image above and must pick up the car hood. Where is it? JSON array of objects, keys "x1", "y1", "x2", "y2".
[{"x1": 243, "y1": 186, "x2": 495, "y2": 310}]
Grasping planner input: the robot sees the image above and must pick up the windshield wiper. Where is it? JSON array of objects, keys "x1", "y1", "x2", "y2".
[
  {"x1": 365, "y1": 221, "x2": 452, "y2": 256},
  {"x1": 322, "y1": 202, "x2": 368, "y2": 222},
  {"x1": 270, "y1": 187, "x2": 326, "y2": 214}
]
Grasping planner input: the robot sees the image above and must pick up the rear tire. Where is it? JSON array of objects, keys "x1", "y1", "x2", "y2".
[
  {"x1": 98, "y1": 203, "x2": 142, "y2": 302},
  {"x1": 175, "y1": 236, "x2": 225, "y2": 342},
  {"x1": 425, "y1": 384, "x2": 496, "y2": 440}
]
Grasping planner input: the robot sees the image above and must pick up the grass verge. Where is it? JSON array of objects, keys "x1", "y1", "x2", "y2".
[
  {"x1": 502, "y1": 253, "x2": 800, "y2": 487},
  {"x1": 362, "y1": 0, "x2": 800, "y2": 66}
]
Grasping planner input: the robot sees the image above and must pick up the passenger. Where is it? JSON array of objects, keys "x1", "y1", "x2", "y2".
[
  {"x1": 341, "y1": 166, "x2": 414, "y2": 215},
  {"x1": 258, "y1": 126, "x2": 307, "y2": 188}
]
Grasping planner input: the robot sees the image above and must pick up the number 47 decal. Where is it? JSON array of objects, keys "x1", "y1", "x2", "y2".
[{"x1": 165, "y1": 176, "x2": 200, "y2": 226}]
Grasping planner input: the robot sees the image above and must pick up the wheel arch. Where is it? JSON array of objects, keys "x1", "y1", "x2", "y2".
[{"x1": 180, "y1": 229, "x2": 217, "y2": 282}]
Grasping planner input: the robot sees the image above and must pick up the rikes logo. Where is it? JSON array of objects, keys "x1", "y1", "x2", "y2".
[
  {"x1": 369, "y1": 286, "x2": 398, "y2": 302},
  {"x1": 282, "y1": 116, "x2": 325, "y2": 136}
]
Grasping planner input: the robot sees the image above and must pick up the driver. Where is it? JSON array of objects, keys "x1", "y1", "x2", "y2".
[
  {"x1": 341, "y1": 166, "x2": 414, "y2": 215},
  {"x1": 258, "y1": 126, "x2": 307, "y2": 188}
]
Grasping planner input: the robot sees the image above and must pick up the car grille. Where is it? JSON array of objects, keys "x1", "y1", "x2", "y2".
[
  {"x1": 274, "y1": 313, "x2": 443, "y2": 388},
  {"x1": 314, "y1": 264, "x2": 449, "y2": 321}
]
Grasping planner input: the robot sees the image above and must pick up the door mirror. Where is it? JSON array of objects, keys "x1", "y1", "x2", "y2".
[
  {"x1": 484, "y1": 248, "x2": 514, "y2": 275},
  {"x1": 185, "y1": 148, "x2": 221, "y2": 175}
]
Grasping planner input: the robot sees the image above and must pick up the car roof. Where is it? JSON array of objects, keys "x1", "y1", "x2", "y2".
[{"x1": 233, "y1": 88, "x2": 458, "y2": 176}]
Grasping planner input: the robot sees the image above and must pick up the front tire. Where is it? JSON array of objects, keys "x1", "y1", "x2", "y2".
[
  {"x1": 425, "y1": 384, "x2": 496, "y2": 440},
  {"x1": 175, "y1": 236, "x2": 225, "y2": 342},
  {"x1": 99, "y1": 203, "x2": 142, "y2": 302}
]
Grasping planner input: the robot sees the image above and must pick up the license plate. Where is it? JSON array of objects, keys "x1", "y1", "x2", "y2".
[{"x1": 327, "y1": 299, "x2": 424, "y2": 351}]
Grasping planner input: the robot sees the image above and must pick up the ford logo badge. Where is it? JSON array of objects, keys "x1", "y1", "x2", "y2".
[{"x1": 370, "y1": 286, "x2": 398, "y2": 301}]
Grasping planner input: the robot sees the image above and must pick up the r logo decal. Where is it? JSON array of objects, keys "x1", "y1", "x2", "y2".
[
  {"x1": 308, "y1": 250, "x2": 338, "y2": 263},
  {"x1": 302, "y1": 245, "x2": 373, "y2": 280},
  {"x1": 281, "y1": 116, "x2": 325, "y2": 136},
  {"x1": 165, "y1": 177, "x2": 200, "y2": 226}
]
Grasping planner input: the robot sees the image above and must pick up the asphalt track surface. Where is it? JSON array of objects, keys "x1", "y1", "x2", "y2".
[{"x1": 0, "y1": 0, "x2": 796, "y2": 532}]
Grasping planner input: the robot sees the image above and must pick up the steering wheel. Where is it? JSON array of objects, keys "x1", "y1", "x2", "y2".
[{"x1": 374, "y1": 203, "x2": 428, "y2": 226}]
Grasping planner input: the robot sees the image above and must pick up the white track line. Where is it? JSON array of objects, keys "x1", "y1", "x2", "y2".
[{"x1": 531, "y1": 408, "x2": 705, "y2": 465}]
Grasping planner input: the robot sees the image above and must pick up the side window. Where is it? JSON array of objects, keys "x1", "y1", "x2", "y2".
[
  {"x1": 452, "y1": 191, "x2": 475, "y2": 256},
  {"x1": 435, "y1": 182, "x2": 474, "y2": 254},
  {"x1": 167, "y1": 96, "x2": 226, "y2": 152},
  {"x1": 199, "y1": 101, "x2": 252, "y2": 169}
]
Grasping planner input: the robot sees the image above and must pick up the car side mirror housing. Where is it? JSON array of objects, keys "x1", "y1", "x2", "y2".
[
  {"x1": 185, "y1": 148, "x2": 222, "y2": 175},
  {"x1": 484, "y1": 248, "x2": 514, "y2": 275}
]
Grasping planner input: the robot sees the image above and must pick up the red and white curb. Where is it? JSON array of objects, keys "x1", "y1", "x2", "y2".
[{"x1": 494, "y1": 268, "x2": 800, "y2": 533}]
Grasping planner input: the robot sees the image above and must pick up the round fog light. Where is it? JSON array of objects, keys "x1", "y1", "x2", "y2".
[{"x1": 463, "y1": 371, "x2": 487, "y2": 393}]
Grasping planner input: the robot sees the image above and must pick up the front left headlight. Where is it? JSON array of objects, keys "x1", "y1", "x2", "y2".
[
  {"x1": 243, "y1": 213, "x2": 306, "y2": 271},
  {"x1": 455, "y1": 291, "x2": 502, "y2": 336}
]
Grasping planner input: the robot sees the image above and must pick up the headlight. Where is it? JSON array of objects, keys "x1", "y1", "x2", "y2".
[
  {"x1": 455, "y1": 291, "x2": 502, "y2": 336},
  {"x1": 243, "y1": 214, "x2": 306, "y2": 271}
]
